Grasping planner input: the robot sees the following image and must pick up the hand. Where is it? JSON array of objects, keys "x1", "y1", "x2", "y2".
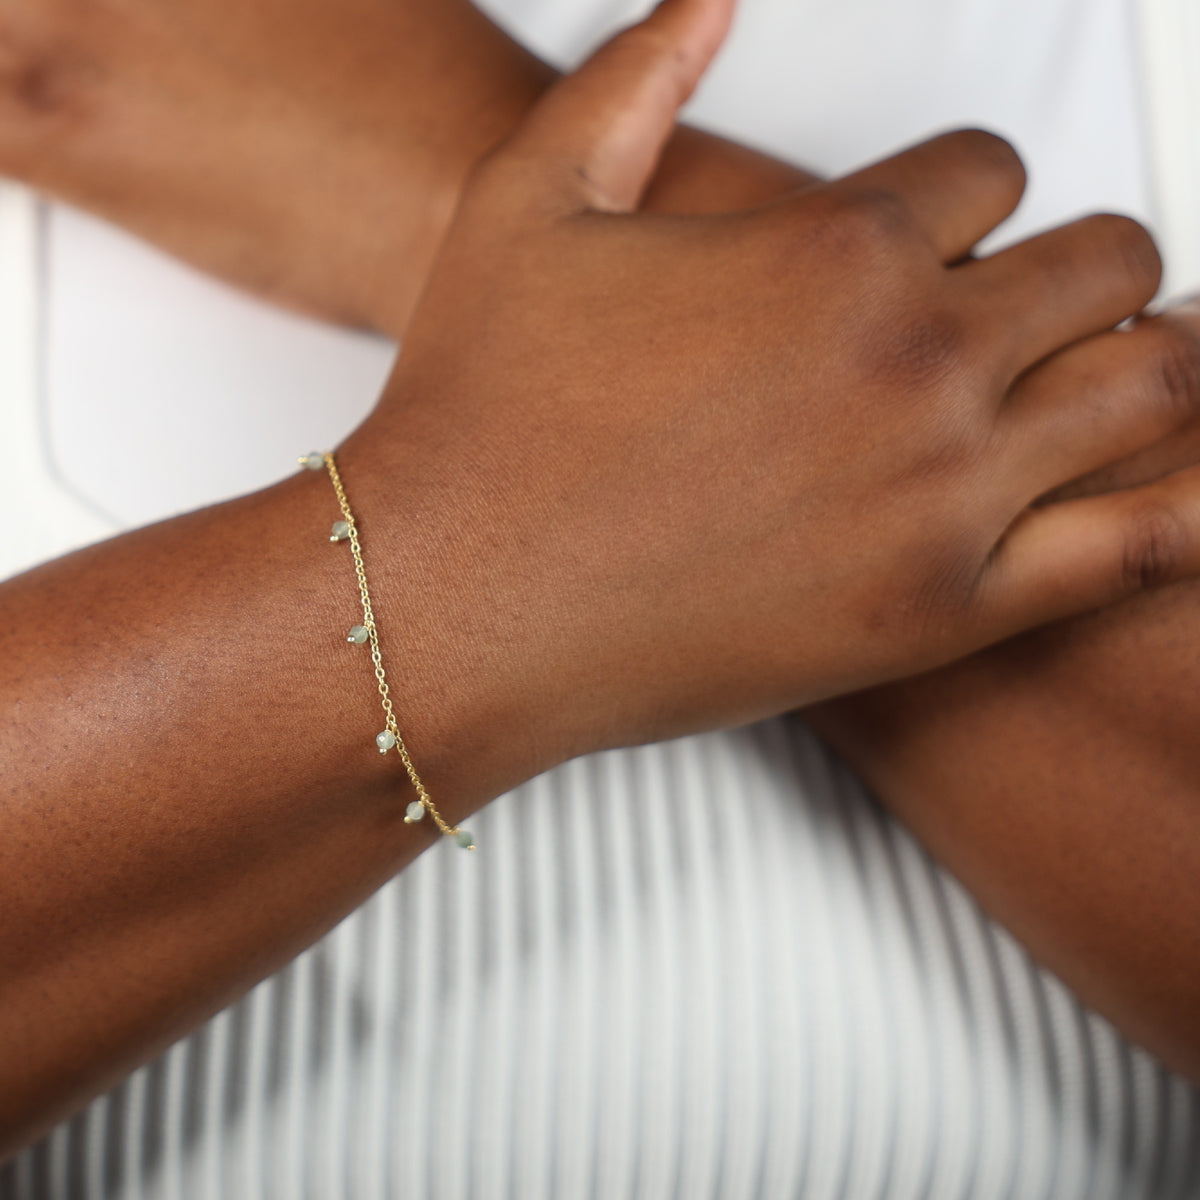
[
  {"x1": 805, "y1": 312, "x2": 1200, "y2": 1082},
  {"x1": 339, "y1": 0, "x2": 1200, "y2": 781}
]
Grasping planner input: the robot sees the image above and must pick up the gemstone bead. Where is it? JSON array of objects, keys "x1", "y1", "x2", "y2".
[
  {"x1": 455, "y1": 830, "x2": 476, "y2": 850},
  {"x1": 300, "y1": 452, "x2": 325, "y2": 470},
  {"x1": 330, "y1": 520, "x2": 351, "y2": 542},
  {"x1": 376, "y1": 729, "x2": 396, "y2": 753},
  {"x1": 347, "y1": 625, "x2": 369, "y2": 644},
  {"x1": 404, "y1": 800, "x2": 426, "y2": 823}
]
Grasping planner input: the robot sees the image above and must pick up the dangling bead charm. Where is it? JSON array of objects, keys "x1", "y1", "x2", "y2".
[{"x1": 320, "y1": 450, "x2": 474, "y2": 852}]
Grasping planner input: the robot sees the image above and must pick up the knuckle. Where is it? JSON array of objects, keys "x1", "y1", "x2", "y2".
[
  {"x1": 835, "y1": 186, "x2": 915, "y2": 251},
  {"x1": 791, "y1": 186, "x2": 915, "y2": 266},
  {"x1": 1121, "y1": 503, "x2": 1188, "y2": 591},
  {"x1": 950, "y1": 127, "x2": 1028, "y2": 189},
  {"x1": 1091, "y1": 213, "x2": 1162, "y2": 292},
  {"x1": 0, "y1": 25, "x2": 101, "y2": 122},
  {"x1": 767, "y1": 186, "x2": 917, "y2": 281},
  {"x1": 1147, "y1": 321, "x2": 1200, "y2": 423},
  {"x1": 896, "y1": 426, "x2": 983, "y2": 499},
  {"x1": 868, "y1": 309, "x2": 967, "y2": 391},
  {"x1": 906, "y1": 533, "x2": 987, "y2": 628}
]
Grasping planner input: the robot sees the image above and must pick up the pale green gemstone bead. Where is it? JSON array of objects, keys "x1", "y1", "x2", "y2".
[
  {"x1": 455, "y1": 830, "x2": 476, "y2": 850},
  {"x1": 347, "y1": 625, "x2": 369, "y2": 644},
  {"x1": 300, "y1": 452, "x2": 325, "y2": 470},
  {"x1": 404, "y1": 800, "x2": 426, "y2": 823},
  {"x1": 376, "y1": 729, "x2": 396, "y2": 753},
  {"x1": 330, "y1": 520, "x2": 351, "y2": 542}
]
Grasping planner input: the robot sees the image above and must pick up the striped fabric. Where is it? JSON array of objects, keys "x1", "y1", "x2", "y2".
[{"x1": 4, "y1": 722, "x2": 1198, "y2": 1199}]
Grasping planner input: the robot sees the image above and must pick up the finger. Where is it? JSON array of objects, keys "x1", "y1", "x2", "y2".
[
  {"x1": 985, "y1": 465, "x2": 1200, "y2": 636},
  {"x1": 1001, "y1": 302, "x2": 1200, "y2": 500},
  {"x1": 967, "y1": 213, "x2": 1162, "y2": 374},
  {"x1": 498, "y1": 0, "x2": 735, "y2": 213},
  {"x1": 1047, "y1": 423, "x2": 1200, "y2": 505},
  {"x1": 832, "y1": 128, "x2": 1026, "y2": 262}
]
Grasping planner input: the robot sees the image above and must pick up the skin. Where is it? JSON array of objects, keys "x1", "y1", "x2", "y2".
[
  {"x1": 809, "y1": 587, "x2": 1200, "y2": 1085},
  {"x1": 0, "y1": 0, "x2": 796, "y2": 333},
  {"x1": 0, "y1": 0, "x2": 550, "y2": 330},
  {"x1": 0, "y1": 0, "x2": 1198, "y2": 1156}
]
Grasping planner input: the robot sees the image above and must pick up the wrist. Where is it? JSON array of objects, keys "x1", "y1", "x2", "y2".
[{"x1": 324, "y1": 432, "x2": 563, "y2": 832}]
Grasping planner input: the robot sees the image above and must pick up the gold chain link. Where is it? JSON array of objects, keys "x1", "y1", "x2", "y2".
[{"x1": 319, "y1": 452, "x2": 468, "y2": 844}]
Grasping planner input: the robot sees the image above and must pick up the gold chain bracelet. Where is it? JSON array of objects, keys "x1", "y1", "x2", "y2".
[{"x1": 300, "y1": 450, "x2": 475, "y2": 851}]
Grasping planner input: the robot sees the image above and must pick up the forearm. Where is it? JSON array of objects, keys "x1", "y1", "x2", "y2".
[
  {"x1": 2, "y1": 0, "x2": 551, "y2": 328},
  {"x1": 0, "y1": 443, "x2": 525, "y2": 1156},
  {"x1": 0, "y1": 0, "x2": 812, "y2": 333},
  {"x1": 809, "y1": 583, "x2": 1200, "y2": 1083}
]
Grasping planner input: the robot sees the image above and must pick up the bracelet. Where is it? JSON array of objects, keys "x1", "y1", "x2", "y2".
[{"x1": 301, "y1": 450, "x2": 475, "y2": 851}]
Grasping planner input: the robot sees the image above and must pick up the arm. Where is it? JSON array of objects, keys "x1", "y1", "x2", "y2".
[
  {"x1": 808, "y1": 427, "x2": 1200, "y2": 1084},
  {"x1": 0, "y1": 461, "x2": 509, "y2": 1155},
  {"x1": 7, "y1": 0, "x2": 1200, "y2": 1100},
  {"x1": 0, "y1": 0, "x2": 810, "y2": 332}
]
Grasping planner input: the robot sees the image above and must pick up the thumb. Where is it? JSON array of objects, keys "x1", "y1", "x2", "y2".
[{"x1": 503, "y1": 0, "x2": 736, "y2": 213}]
